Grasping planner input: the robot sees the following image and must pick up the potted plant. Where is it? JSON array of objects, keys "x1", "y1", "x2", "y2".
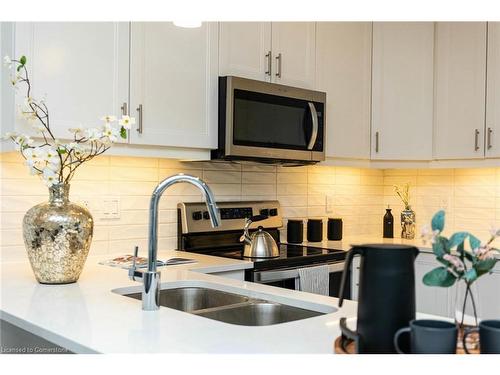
[
  {"x1": 421, "y1": 210, "x2": 499, "y2": 348},
  {"x1": 2, "y1": 55, "x2": 134, "y2": 284}
]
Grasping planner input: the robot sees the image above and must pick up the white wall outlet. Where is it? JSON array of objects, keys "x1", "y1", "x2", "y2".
[
  {"x1": 326, "y1": 194, "x2": 335, "y2": 213},
  {"x1": 101, "y1": 197, "x2": 121, "y2": 220}
]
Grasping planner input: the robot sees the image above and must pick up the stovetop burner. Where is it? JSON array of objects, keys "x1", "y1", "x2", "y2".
[{"x1": 208, "y1": 243, "x2": 346, "y2": 271}]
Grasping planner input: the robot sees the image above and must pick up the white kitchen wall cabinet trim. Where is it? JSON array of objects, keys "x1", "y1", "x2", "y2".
[
  {"x1": 219, "y1": 22, "x2": 316, "y2": 89},
  {"x1": 486, "y1": 22, "x2": 500, "y2": 158},
  {"x1": 433, "y1": 22, "x2": 487, "y2": 160},
  {"x1": 129, "y1": 22, "x2": 218, "y2": 149},
  {"x1": 316, "y1": 22, "x2": 372, "y2": 160},
  {"x1": 371, "y1": 22, "x2": 434, "y2": 161}
]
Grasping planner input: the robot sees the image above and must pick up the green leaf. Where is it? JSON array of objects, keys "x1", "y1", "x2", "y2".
[
  {"x1": 469, "y1": 234, "x2": 481, "y2": 251},
  {"x1": 19, "y1": 55, "x2": 26, "y2": 65},
  {"x1": 464, "y1": 268, "x2": 478, "y2": 283},
  {"x1": 423, "y1": 267, "x2": 457, "y2": 287},
  {"x1": 120, "y1": 127, "x2": 127, "y2": 139},
  {"x1": 16, "y1": 65, "x2": 22, "y2": 72},
  {"x1": 449, "y1": 232, "x2": 469, "y2": 249},
  {"x1": 432, "y1": 236, "x2": 449, "y2": 257},
  {"x1": 57, "y1": 148, "x2": 66, "y2": 154},
  {"x1": 475, "y1": 258, "x2": 497, "y2": 276},
  {"x1": 431, "y1": 210, "x2": 445, "y2": 232}
]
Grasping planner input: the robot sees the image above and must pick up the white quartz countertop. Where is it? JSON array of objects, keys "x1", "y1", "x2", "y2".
[{"x1": 0, "y1": 250, "x2": 358, "y2": 354}]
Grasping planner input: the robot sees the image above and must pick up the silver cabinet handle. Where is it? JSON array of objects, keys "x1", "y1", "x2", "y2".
[
  {"x1": 265, "y1": 51, "x2": 272, "y2": 76},
  {"x1": 488, "y1": 127, "x2": 493, "y2": 150},
  {"x1": 307, "y1": 102, "x2": 318, "y2": 150},
  {"x1": 474, "y1": 129, "x2": 480, "y2": 151},
  {"x1": 136, "y1": 104, "x2": 143, "y2": 134},
  {"x1": 121, "y1": 102, "x2": 128, "y2": 116},
  {"x1": 275, "y1": 53, "x2": 282, "y2": 78},
  {"x1": 375, "y1": 131, "x2": 380, "y2": 153}
]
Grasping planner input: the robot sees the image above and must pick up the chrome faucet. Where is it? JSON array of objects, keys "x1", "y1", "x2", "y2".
[{"x1": 129, "y1": 173, "x2": 220, "y2": 311}]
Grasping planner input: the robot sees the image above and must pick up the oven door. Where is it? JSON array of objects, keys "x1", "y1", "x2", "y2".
[
  {"x1": 249, "y1": 262, "x2": 350, "y2": 299},
  {"x1": 221, "y1": 76, "x2": 325, "y2": 162}
]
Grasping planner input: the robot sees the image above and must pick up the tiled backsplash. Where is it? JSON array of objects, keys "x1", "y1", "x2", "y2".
[
  {"x1": 383, "y1": 168, "x2": 500, "y2": 241},
  {"x1": 3, "y1": 152, "x2": 500, "y2": 263},
  {"x1": 0, "y1": 153, "x2": 383, "y2": 262}
]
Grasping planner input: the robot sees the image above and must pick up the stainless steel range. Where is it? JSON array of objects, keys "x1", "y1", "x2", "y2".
[{"x1": 177, "y1": 200, "x2": 350, "y2": 298}]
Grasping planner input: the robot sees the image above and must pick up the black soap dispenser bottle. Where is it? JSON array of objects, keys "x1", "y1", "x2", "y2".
[{"x1": 383, "y1": 206, "x2": 394, "y2": 238}]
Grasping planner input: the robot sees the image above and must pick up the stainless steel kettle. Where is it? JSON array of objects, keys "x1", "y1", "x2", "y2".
[{"x1": 239, "y1": 215, "x2": 279, "y2": 258}]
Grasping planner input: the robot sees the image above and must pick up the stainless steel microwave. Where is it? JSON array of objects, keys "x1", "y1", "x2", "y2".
[{"x1": 211, "y1": 76, "x2": 326, "y2": 164}]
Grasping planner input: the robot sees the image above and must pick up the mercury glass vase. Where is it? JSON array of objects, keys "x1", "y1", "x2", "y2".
[
  {"x1": 400, "y1": 208, "x2": 416, "y2": 239},
  {"x1": 22, "y1": 183, "x2": 93, "y2": 284}
]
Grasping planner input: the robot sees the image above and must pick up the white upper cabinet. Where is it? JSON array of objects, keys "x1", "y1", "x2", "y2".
[
  {"x1": 434, "y1": 22, "x2": 487, "y2": 160},
  {"x1": 316, "y1": 22, "x2": 372, "y2": 159},
  {"x1": 219, "y1": 22, "x2": 272, "y2": 82},
  {"x1": 371, "y1": 22, "x2": 434, "y2": 160},
  {"x1": 271, "y1": 22, "x2": 316, "y2": 89},
  {"x1": 218, "y1": 22, "x2": 315, "y2": 89},
  {"x1": 14, "y1": 22, "x2": 129, "y2": 139},
  {"x1": 129, "y1": 22, "x2": 218, "y2": 149},
  {"x1": 486, "y1": 22, "x2": 500, "y2": 158}
]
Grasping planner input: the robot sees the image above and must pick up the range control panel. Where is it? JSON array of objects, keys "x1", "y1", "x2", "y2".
[{"x1": 178, "y1": 200, "x2": 282, "y2": 234}]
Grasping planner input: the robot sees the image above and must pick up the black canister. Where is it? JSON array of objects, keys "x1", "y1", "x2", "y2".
[
  {"x1": 327, "y1": 218, "x2": 343, "y2": 240},
  {"x1": 307, "y1": 219, "x2": 323, "y2": 242},
  {"x1": 287, "y1": 220, "x2": 304, "y2": 244}
]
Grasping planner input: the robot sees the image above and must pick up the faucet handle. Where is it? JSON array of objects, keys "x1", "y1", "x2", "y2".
[{"x1": 129, "y1": 245, "x2": 143, "y2": 281}]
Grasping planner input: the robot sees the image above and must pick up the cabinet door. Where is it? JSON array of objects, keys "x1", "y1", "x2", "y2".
[
  {"x1": 371, "y1": 22, "x2": 434, "y2": 160},
  {"x1": 486, "y1": 22, "x2": 500, "y2": 158},
  {"x1": 316, "y1": 22, "x2": 372, "y2": 159},
  {"x1": 219, "y1": 22, "x2": 272, "y2": 82},
  {"x1": 129, "y1": 22, "x2": 218, "y2": 149},
  {"x1": 434, "y1": 22, "x2": 487, "y2": 160},
  {"x1": 14, "y1": 22, "x2": 129, "y2": 139},
  {"x1": 415, "y1": 256, "x2": 451, "y2": 317},
  {"x1": 271, "y1": 22, "x2": 316, "y2": 89}
]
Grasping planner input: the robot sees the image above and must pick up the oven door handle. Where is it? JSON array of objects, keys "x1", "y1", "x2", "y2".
[
  {"x1": 307, "y1": 102, "x2": 319, "y2": 150},
  {"x1": 253, "y1": 262, "x2": 345, "y2": 283}
]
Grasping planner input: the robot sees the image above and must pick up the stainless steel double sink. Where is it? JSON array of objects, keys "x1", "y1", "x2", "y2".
[{"x1": 122, "y1": 287, "x2": 325, "y2": 326}]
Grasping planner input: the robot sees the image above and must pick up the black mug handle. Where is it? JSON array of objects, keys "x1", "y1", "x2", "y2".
[
  {"x1": 393, "y1": 326, "x2": 411, "y2": 354},
  {"x1": 462, "y1": 327, "x2": 479, "y2": 354},
  {"x1": 340, "y1": 317, "x2": 360, "y2": 353}
]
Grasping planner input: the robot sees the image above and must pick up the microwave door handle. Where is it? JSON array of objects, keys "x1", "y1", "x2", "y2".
[{"x1": 307, "y1": 102, "x2": 318, "y2": 150}]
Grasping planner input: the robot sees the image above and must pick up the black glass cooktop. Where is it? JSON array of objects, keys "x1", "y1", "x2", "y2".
[{"x1": 208, "y1": 243, "x2": 346, "y2": 271}]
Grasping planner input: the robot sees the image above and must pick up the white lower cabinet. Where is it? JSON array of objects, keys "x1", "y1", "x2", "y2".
[
  {"x1": 414, "y1": 253, "x2": 452, "y2": 317},
  {"x1": 129, "y1": 22, "x2": 218, "y2": 149}
]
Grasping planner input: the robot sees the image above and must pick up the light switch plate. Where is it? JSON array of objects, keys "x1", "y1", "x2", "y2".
[{"x1": 101, "y1": 197, "x2": 121, "y2": 220}]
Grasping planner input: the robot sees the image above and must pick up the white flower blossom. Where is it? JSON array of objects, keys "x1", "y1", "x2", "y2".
[
  {"x1": 3, "y1": 55, "x2": 12, "y2": 67},
  {"x1": 13, "y1": 135, "x2": 34, "y2": 150},
  {"x1": 489, "y1": 225, "x2": 500, "y2": 238},
  {"x1": 473, "y1": 245, "x2": 498, "y2": 261},
  {"x1": 24, "y1": 147, "x2": 44, "y2": 165},
  {"x1": 43, "y1": 147, "x2": 60, "y2": 166},
  {"x1": 421, "y1": 224, "x2": 440, "y2": 245},
  {"x1": 118, "y1": 115, "x2": 135, "y2": 130},
  {"x1": 102, "y1": 123, "x2": 119, "y2": 142},
  {"x1": 101, "y1": 115, "x2": 116, "y2": 123},
  {"x1": 443, "y1": 254, "x2": 465, "y2": 272},
  {"x1": 42, "y1": 168, "x2": 58, "y2": 187},
  {"x1": 2, "y1": 131, "x2": 18, "y2": 140}
]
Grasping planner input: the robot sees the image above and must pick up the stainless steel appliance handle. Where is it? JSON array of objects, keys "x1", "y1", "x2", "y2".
[
  {"x1": 275, "y1": 53, "x2": 282, "y2": 78},
  {"x1": 307, "y1": 102, "x2": 319, "y2": 150},
  {"x1": 474, "y1": 128, "x2": 480, "y2": 151},
  {"x1": 265, "y1": 51, "x2": 272, "y2": 76},
  {"x1": 136, "y1": 104, "x2": 143, "y2": 134},
  {"x1": 488, "y1": 127, "x2": 493, "y2": 150},
  {"x1": 253, "y1": 262, "x2": 345, "y2": 283}
]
